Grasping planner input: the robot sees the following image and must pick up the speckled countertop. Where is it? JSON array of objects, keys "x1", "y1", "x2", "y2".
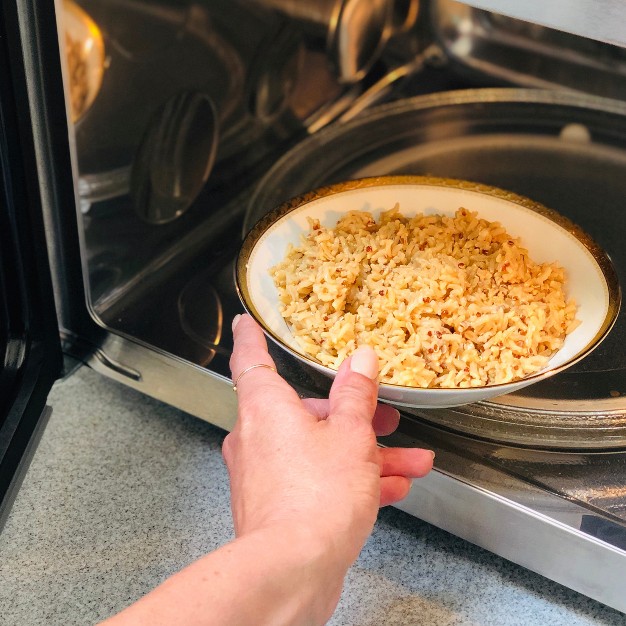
[{"x1": 0, "y1": 366, "x2": 624, "y2": 626}]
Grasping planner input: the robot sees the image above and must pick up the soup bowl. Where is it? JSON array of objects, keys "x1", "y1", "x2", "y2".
[{"x1": 236, "y1": 176, "x2": 620, "y2": 408}]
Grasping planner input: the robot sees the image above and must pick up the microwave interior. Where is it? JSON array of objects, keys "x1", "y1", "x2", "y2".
[{"x1": 56, "y1": 0, "x2": 626, "y2": 432}]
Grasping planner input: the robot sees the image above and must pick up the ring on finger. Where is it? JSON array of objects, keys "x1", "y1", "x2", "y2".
[{"x1": 232, "y1": 364, "x2": 276, "y2": 391}]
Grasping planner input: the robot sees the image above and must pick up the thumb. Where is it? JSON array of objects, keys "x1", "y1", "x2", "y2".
[{"x1": 328, "y1": 346, "x2": 380, "y2": 425}]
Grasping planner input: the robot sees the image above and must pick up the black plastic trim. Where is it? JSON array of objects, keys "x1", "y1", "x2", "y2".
[{"x1": 0, "y1": 0, "x2": 63, "y2": 522}]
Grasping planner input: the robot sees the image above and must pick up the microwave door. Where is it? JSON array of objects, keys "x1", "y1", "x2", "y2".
[{"x1": 0, "y1": 1, "x2": 64, "y2": 529}]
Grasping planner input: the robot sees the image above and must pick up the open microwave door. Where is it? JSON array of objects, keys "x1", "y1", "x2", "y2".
[{"x1": 0, "y1": 1, "x2": 64, "y2": 528}]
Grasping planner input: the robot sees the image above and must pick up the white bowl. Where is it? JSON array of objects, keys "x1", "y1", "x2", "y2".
[{"x1": 236, "y1": 176, "x2": 620, "y2": 408}]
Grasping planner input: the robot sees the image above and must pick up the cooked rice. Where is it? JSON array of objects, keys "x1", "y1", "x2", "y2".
[{"x1": 270, "y1": 205, "x2": 579, "y2": 388}]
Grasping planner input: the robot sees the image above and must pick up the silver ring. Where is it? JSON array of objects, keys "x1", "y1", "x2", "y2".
[{"x1": 232, "y1": 364, "x2": 276, "y2": 391}]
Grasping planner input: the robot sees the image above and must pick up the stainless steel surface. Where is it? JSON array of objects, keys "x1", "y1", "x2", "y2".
[
  {"x1": 455, "y1": 0, "x2": 626, "y2": 49},
  {"x1": 61, "y1": 0, "x2": 105, "y2": 123},
  {"x1": 86, "y1": 333, "x2": 238, "y2": 432},
  {"x1": 397, "y1": 470, "x2": 626, "y2": 613},
  {"x1": 60, "y1": 4, "x2": 352, "y2": 323},
  {"x1": 72, "y1": 0, "x2": 245, "y2": 178},
  {"x1": 391, "y1": 0, "x2": 420, "y2": 35},
  {"x1": 244, "y1": 88, "x2": 626, "y2": 448},
  {"x1": 130, "y1": 91, "x2": 218, "y2": 224},
  {"x1": 335, "y1": 46, "x2": 430, "y2": 123},
  {"x1": 248, "y1": 0, "x2": 394, "y2": 82},
  {"x1": 382, "y1": 417, "x2": 626, "y2": 613},
  {"x1": 432, "y1": 1, "x2": 626, "y2": 101},
  {"x1": 77, "y1": 167, "x2": 130, "y2": 212},
  {"x1": 70, "y1": 0, "x2": 340, "y2": 210}
]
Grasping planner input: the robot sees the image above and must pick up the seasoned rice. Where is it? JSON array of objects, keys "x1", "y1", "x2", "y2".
[{"x1": 270, "y1": 205, "x2": 579, "y2": 388}]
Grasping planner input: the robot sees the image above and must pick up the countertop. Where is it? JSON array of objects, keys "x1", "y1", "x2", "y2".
[{"x1": 0, "y1": 366, "x2": 624, "y2": 626}]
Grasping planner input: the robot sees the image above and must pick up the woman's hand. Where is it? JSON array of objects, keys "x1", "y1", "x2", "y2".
[
  {"x1": 225, "y1": 313, "x2": 434, "y2": 571},
  {"x1": 102, "y1": 314, "x2": 434, "y2": 626}
]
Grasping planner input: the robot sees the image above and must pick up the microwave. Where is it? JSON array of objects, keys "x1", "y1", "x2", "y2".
[{"x1": 2, "y1": 0, "x2": 626, "y2": 613}]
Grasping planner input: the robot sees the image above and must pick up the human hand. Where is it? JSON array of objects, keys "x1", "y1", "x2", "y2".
[
  {"x1": 224, "y1": 314, "x2": 434, "y2": 570},
  {"x1": 101, "y1": 313, "x2": 435, "y2": 626}
]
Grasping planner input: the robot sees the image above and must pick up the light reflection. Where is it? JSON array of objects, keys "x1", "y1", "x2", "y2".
[{"x1": 63, "y1": 0, "x2": 105, "y2": 122}]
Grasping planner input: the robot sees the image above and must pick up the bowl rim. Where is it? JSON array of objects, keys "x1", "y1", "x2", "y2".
[{"x1": 236, "y1": 175, "x2": 622, "y2": 393}]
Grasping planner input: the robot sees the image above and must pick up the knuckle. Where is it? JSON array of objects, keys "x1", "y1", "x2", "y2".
[
  {"x1": 332, "y1": 380, "x2": 376, "y2": 415},
  {"x1": 222, "y1": 433, "x2": 233, "y2": 463}
]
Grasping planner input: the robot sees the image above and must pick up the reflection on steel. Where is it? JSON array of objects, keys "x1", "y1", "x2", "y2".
[
  {"x1": 247, "y1": 0, "x2": 394, "y2": 82},
  {"x1": 131, "y1": 91, "x2": 218, "y2": 225},
  {"x1": 390, "y1": 0, "x2": 419, "y2": 35},
  {"x1": 178, "y1": 273, "x2": 223, "y2": 362},
  {"x1": 433, "y1": 0, "x2": 626, "y2": 100},
  {"x1": 397, "y1": 469, "x2": 626, "y2": 613},
  {"x1": 87, "y1": 334, "x2": 238, "y2": 433},
  {"x1": 62, "y1": 0, "x2": 105, "y2": 122},
  {"x1": 71, "y1": 0, "x2": 245, "y2": 204}
]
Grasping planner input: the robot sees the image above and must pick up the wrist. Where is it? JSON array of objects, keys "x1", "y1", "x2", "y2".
[
  {"x1": 247, "y1": 520, "x2": 356, "y2": 574},
  {"x1": 102, "y1": 522, "x2": 350, "y2": 626},
  {"x1": 238, "y1": 524, "x2": 349, "y2": 624},
  {"x1": 245, "y1": 522, "x2": 351, "y2": 584}
]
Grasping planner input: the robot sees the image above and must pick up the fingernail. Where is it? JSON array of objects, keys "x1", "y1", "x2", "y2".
[
  {"x1": 350, "y1": 346, "x2": 379, "y2": 380},
  {"x1": 232, "y1": 314, "x2": 242, "y2": 332},
  {"x1": 429, "y1": 450, "x2": 436, "y2": 460}
]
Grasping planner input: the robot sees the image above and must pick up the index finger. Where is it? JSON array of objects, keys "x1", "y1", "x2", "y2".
[{"x1": 230, "y1": 314, "x2": 303, "y2": 414}]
